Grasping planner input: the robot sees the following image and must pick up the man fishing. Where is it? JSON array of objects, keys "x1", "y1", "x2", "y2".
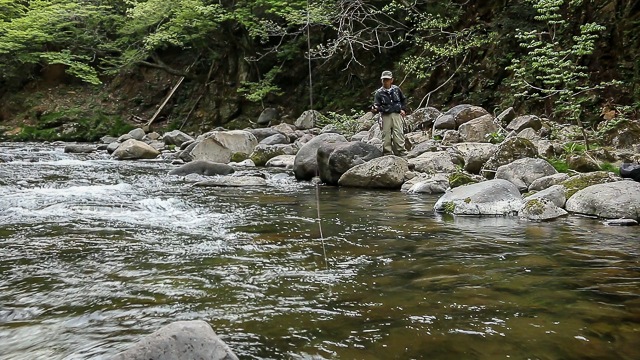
[{"x1": 371, "y1": 70, "x2": 408, "y2": 156}]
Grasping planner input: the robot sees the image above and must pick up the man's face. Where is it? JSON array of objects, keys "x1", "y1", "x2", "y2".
[{"x1": 381, "y1": 78, "x2": 393, "y2": 88}]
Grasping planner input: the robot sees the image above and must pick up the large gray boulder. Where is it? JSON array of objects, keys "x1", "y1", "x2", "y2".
[
  {"x1": 406, "y1": 107, "x2": 441, "y2": 132},
  {"x1": 246, "y1": 128, "x2": 282, "y2": 142},
  {"x1": 250, "y1": 144, "x2": 297, "y2": 166},
  {"x1": 294, "y1": 133, "x2": 347, "y2": 180},
  {"x1": 163, "y1": 130, "x2": 194, "y2": 147},
  {"x1": 458, "y1": 114, "x2": 499, "y2": 143},
  {"x1": 433, "y1": 114, "x2": 456, "y2": 131},
  {"x1": 525, "y1": 184, "x2": 567, "y2": 208},
  {"x1": 408, "y1": 151, "x2": 462, "y2": 174},
  {"x1": 565, "y1": 181, "x2": 640, "y2": 220},
  {"x1": 507, "y1": 115, "x2": 542, "y2": 133},
  {"x1": 434, "y1": 179, "x2": 523, "y2": 216},
  {"x1": 519, "y1": 197, "x2": 568, "y2": 221},
  {"x1": 444, "y1": 104, "x2": 489, "y2": 128},
  {"x1": 191, "y1": 130, "x2": 259, "y2": 164},
  {"x1": 265, "y1": 154, "x2": 296, "y2": 168},
  {"x1": 257, "y1": 107, "x2": 278, "y2": 125},
  {"x1": 64, "y1": 144, "x2": 96, "y2": 153},
  {"x1": 259, "y1": 133, "x2": 289, "y2": 145},
  {"x1": 111, "y1": 320, "x2": 238, "y2": 360},
  {"x1": 128, "y1": 128, "x2": 146, "y2": 141},
  {"x1": 112, "y1": 139, "x2": 160, "y2": 160},
  {"x1": 317, "y1": 141, "x2": 382, "y2": 185},
  {"x1": 481, "y1": 137, "x2": 538, "y2": 179},
  {"x1": 528, "y1": 173, "x2": 570, "y2": 192},
  {"x1": 495, "y1": 157, "x2": 557, "y2": 192},
  {"x1": 338, "y1": 155, "x2": 408, "y2": 189},
  {"x1": 295, "y1": 110, "x2": 320, "y2": 130},
  {"x1": 451, "y1": 143, "x2": 497, "y2": 174},
  {"x1": 406, "y1": 173, "x2": 450, "y2": 194}
]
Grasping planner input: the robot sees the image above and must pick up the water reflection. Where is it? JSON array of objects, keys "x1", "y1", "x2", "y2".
[{"x1": 0, "y1": 142, "x2": 639, "y2": 360}]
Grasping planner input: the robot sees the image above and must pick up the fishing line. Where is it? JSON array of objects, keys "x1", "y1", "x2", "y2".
[{"x1": 307, "y1": 0, "x2": 328, "y2": 270}]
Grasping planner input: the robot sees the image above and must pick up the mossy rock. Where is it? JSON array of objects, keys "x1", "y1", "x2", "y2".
[
  {"x1": 523, "y1": 198, "x2": 545, "y2": 216},
  {"x1": 567, "y1": 154, "x2": 600, "y2": 172},
  {"x1": 443, "y1": 201, "x2": 456, "y2": 214},
  {"x1": 231, "y1": 152, "x2": 249, "y2": 162},
  {"x1": 449, "y1": 172, "x2": 479, "y2": 188},
  {"x1": 481, "y1": 137, "x2": 538, "y2": 179},
  {"x1": 561, "y1": 171, "x2": 620, "y2": 198}
]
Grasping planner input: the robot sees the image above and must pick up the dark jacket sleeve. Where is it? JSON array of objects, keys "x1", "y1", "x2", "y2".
[
  {"x1": 373, "y1": 90, "x2": 382, "y2": 112},
  {"x1": 398, "y1": 87, "x2": 407, "y2": 112}
]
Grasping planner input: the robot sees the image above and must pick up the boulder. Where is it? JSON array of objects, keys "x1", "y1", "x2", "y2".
[
  {"x1": 528, "y1": 173, "x2": 570, "y2": 192},
  {"x1": 537, "y1": 140, "x2": 558, "y2": 158},
  {"x1": 506, "y1": 115, "x2": 542, "y2": 133},
  {"x1": 451, "y1": 143, "x2": 497, "y2": 174},
  {"x1": 458, "y1": 114, "x2": 499, "y2": 143},
  {"x1": 433, "y1": 179, "x2": 522, "y2": 216},
  {"x1": 495, "y1": 157, "x2": 557, "y2": 192},
  {"x1": 250, "y1": 144, "x2": 298, "y2": 166},
  {"x1": 106, "y1": 142, "x2": 121, "y2": 154},
  {"x1": 168, "y1": 160, "x2": 234, "y2": 176},
  {"x1": 112, "y1": 139, "x2": 160, "y2": 160},
  {"x1": 111, "y1": 320, "x2": 238, "y2": 360},
  {"x1": 295, "y1": 110, "x2": 320, "y2": 130},
  {"x1": 408, "y1": 151, "x2": 461, "y2": 174},
  {"x1": 64, "y1": 144, "x2": 96, "y2": 153},
  {"x1": 294, "y1": 133, "x2": 347, "y2": 180},
  {"x1": 100, "y1": 135, "x2": 118, "y2": 144},
  {"x1": 257, "y1": 107, "x2": 278, "y2": 125},
  {"x1": 272, "y1": 123, "x2": 298, "y2": 140},
  {"x1": 407, "y1": 173, "x2": 450, "y2": 194},
  {"x1": 444, "y1": 104, "x2": 489, "y2": 128},
  {"x1": 519, "y1": 197, "x2": 568, "y2": 221},
  {"x1": 599, "y1": 119, "x2": 640, "y2": 149},
  {"x1": 355, "y1": 112, "x2": 377, "y2": 132},
  {"x1": 561, "y1": 171, "x2": 621, "y2": 198},
  {"x1": 517, "y1": 128, "x2": 540, "y2": 142},
  {"x1": 201, "y1": 130, "x2": 258, "y2": 156},
  {"x1": 441, "y1": 130, "x2": 461, "y2": 145},
  {"x1": 338, "y1": 155, "x2": 409, "y2": 189},
  {"x1": 317, "y1": 141, "x2": 383, "y2": 185},
  {"x1": 481, "y1": 137, "x2": 538, "y2": 179},
  {"x1": 190, "y1": 138, "x2": 233, "y2": 163},
  {"x1": 259, "y1": 133, "x2": 289, "y2": 145},
  {"x1": 163, "y1": 130, "x2": 194, "y2": 147},
  {"x1": 525, "y1": 185, "x2": 567, "y2": 208},
  {"x1": 566, "y1": 181, "x2": 640, "y2": 220},
  {"x1": 433, "y1": 114, "x2": 456, "y2": 131},
  {"x1": 567, "y1": 154, "x2": 600, "y2": 172},
  {"x1": 496, "y1": 107, "x2": 516, "y2": 126},
  {"x1": 265, "y1": 155, "x2": 296, "y2": 168},
  {"x1": 128, "y1": 128, "x2": 146, "y2": 141},
  {"x1": 407, "y1": 140, "x2": 441, "y2": 159},
  {"x1": 448, "y1": 172, "x2": 482, "y2": 188},
  {"x1": 406, "y1": 107, "x2": 441, "y2": 132},
  {"x1": 247, "y1": 128, "x2": 282, "y2": 142}
]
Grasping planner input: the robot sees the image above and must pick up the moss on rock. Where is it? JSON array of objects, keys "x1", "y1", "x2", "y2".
[
  {"x1": 449, "y1": 172, "x2": 478, "y2": 188},
  {"x1": 561, "y1": 171, "x2": 620, "y2": 198}
]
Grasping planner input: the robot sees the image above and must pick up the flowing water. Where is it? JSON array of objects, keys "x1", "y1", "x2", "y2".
[{"x1": 0, "y1": 142, "x2": 638, "y2": 360}]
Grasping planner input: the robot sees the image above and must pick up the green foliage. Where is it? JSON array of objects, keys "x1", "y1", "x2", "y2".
[
  {"x1": 317, "y1": 110, "x2": 365, "y2": 138},
  {"x1": 547, "y1": 156, "x2": 570, "y2": 173},
  {"x1": 238, "y1": 68, "x2": 282, "y2": 103},
  {"x1": 562, "y1": 141, "x2": 586, "y2": 154},
  {"x1": 485, "y1": 131, "x2": 505, "y2": 144},
  {"x1": 599, "y1": 162, "x2": 620, "y2": 175},
  {"x1": 9, "y1": 109, "x2": 132, "y2": 142},
  {"x1": 507, "y1": 0, "x2": 619, "y2": 123},
  {"x1": 0, "y1": 0, "x2": 117, "y2": 84}
]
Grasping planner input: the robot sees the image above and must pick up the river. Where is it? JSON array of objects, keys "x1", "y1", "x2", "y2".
[{"x1": 0, "y1": 142, "x2": 638, "y2": 359}]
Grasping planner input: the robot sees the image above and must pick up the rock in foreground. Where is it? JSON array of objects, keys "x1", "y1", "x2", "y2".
[
  {"x1": 112, "y1": 320, "x2": 238, "y2": 360},
  {"x1": 434, "y1": 179, "x2": 522, "y2": 216},
  {"x1": 565, "y1": 180, "x2": 640, "y2": 220}
]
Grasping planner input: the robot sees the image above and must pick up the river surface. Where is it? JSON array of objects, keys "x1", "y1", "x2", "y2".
[{"x1": 0, "y1": 142, "x2": 638, "y2": 360}]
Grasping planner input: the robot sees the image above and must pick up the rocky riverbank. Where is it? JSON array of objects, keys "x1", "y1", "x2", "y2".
[{"x1": 44, "y1": 104, "x2": 640, "y2": 224}]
